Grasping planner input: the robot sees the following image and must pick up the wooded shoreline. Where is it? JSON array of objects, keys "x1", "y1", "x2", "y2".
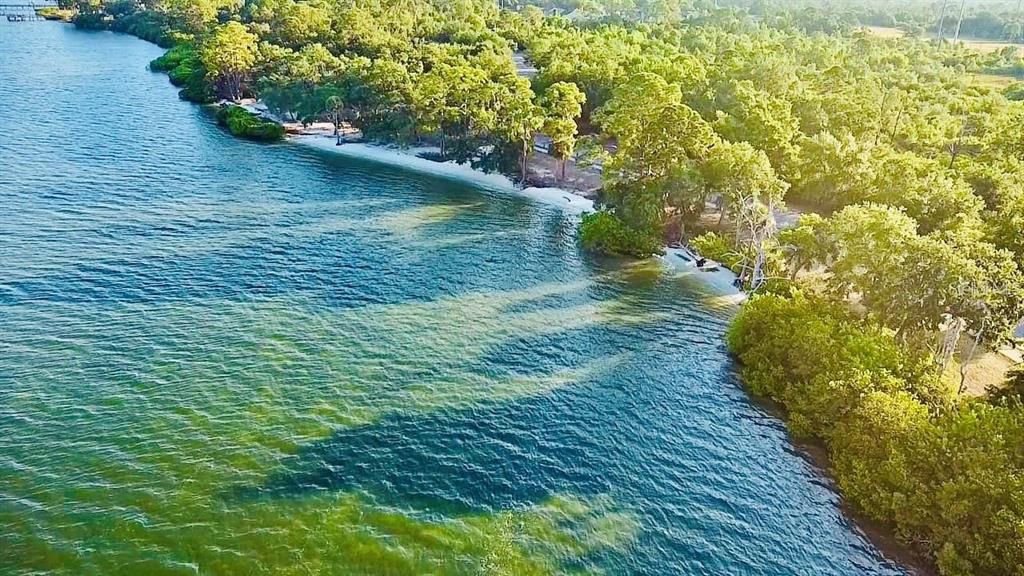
[{"x1": 55, "y1": 0, "x2": 1024, "y2": 573}]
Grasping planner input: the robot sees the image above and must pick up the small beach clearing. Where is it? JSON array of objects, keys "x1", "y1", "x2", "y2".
[{"x1": 290, "y1": 134, "x2": 597, "y2": 216}]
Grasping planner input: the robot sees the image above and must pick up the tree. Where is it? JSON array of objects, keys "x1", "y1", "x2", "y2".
[
  {"x1": 713, "y1": 79, "x2": 801, "y2": 177},
  {"x1": 701, "y1": 141, "x2": 787, "y2": 234},
  {"x1": 871, "y1": 151, "x2": 985, "y2": 236},
  {"x1": 822, "y1": 204, "x2": 944, "y2": 340},
  {"x1": 410, "y1": 55, "x2": 492, "y2": 160},
  {"x1": 277, "y1": 1, "x2": 331, "y2": 48},
  {"x1": 497, "y1": 77, "x2": 543, "y2": 184},
  {"x1": 540, "y1": 82, "x2": 586, "y2": 181},
  {"x1": 790, "y1": 132, "x2": 877, "y2": 209},
  {"x1": 165, "y1": 0, "x2": 218, "y2": 32},
  {"x1": 598, "y1": 73, "x2": 711, "y2": 172},
  {"x1": 986, "y1": 189, "x2": 1024, "y2": 261},
  {"x1": 201, "y1": 22, "x2": 260, "y2": 101},
  {"x1": 578, "y1": 210, "x2": 662, "y2": 257},
  {"x1": 777, "y1": 213, "x2": 827, "y2": 280},
  {"x1": 821, "y1": 204, "x2": 1023, "y2": 357},
  {"x1": 596, "y1": 73, "x2": 717, "y2": 234}
]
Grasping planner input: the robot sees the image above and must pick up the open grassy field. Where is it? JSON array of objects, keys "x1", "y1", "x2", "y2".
[
  {"x1": 957, "y1": 37, "x2": 1024, "y2": 54},
  {"x1": 968, "y1": 72, "x2": 1018, "y2": 89},
  {"x1": 862, "y1": 25, "x2": 906, "y2": 39},
  {"x1": 945, "y1": 347, "x2": 1019, "y2": 397},
  {"x1": 862, "y1": 25, "x2": 1024, "y2": 55}
]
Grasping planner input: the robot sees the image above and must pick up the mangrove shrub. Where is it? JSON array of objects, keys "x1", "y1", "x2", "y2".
[
  {"x1": 578, "y1": 211, "x2": 662, "y2": 258},
  {"x1": 215, "y1": 106, "x2": 284, "y2": 141},
  {"x1": 729, "y1": 293, "x2": 1024, "y2": 575}
]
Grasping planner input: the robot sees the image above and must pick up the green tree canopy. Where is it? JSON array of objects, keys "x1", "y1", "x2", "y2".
[
  {"x1": 201, "y1": 21, "x2": 260, "y2": 101},
  {"x1": 540, "y1": 82, "x2": 586, "y2": 181}
]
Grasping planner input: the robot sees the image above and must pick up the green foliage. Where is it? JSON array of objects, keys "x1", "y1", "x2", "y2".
[
  {"x1": 150, "y1": 43, "x2": 192, "y2": 73},
  {"x1": 163, "y1": 0, "x2": 224, "y2": 32},
  {"x1": 215, "y1": 105, "x2": 285, "y2": 141},
  {"x1": 713, "y1": 79, "x2": 800, "y2": 176},
  {"x1": 985, "y1": 184, "x2": 1024, "y2": 262},
  {"x1": 578, "y1": 210, "x2": 662, "y2": 258},
  {"x1": 151, "y1": 43, "x2": 212, "y2": 102},
  {"x1": 790, "y1": 132, "x2": 877, "y2": 209},
  {"x1": 690, "y1": 230, "x2": 791, "y2": 292},
  {"x1": 988, "y1": 365, "x2": 1024, "y2": 406},
  {"x1": 690, "y1": 232, "x2": 743, "y2": 271},
  {"x1": 730, "y1": 292, "x2": 1024, "y2": 574},
  {"x1": 728, "y1": 293, "x2": 946, "y2": 438},
  {"x1": 540, "y1": 82, "x2": 586, "y2": 180},
  {"x1": 756, "y1": 202, "x2": 1022, "y2": 352},
  {"x1": 1004, "y1": 82, "x2": 1024, "y2": 102},
  {"x1": 201, "y1": 22, "x2": 259, "y2": 101},
  {"x1": 71, "y1": 10, "x2": 111, "y2": 29},
  {"x1": 776, "y1": 213, "x2": 827, "y2": 280},
  {"x1": 245, "y1": 0, "x2": 331, "y2": 49},
  {"x1": 700, "y1": 140, "x2": 787, "y2": 225},
  {"x1": 596, "y1": 72, "x2": 716, "y2": 231},
  {"x1": 111, "y1": 9, "x2": 177, "y2": 46},
  {"x1": 871, "y1": 151, "x2": 985, "y2": 236}
]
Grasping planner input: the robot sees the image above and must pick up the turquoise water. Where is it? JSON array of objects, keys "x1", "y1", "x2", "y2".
[{"x1": 0, "y1": 23, "x2": 912, "y2": 575}]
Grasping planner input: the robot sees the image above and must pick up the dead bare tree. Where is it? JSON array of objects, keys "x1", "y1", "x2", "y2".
[
  {"x1": 937, "y1": 0, "x2": 950, "y2": 45},
  {"x1": 953, "y1": 0, "x2": 967, "y2": 43}
]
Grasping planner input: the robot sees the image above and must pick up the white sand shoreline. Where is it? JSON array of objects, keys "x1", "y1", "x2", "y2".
[
  {"x1": 287, "y1": 133, "x2": 743, "y2": 298},
  {"x1": 289, "y1": 134, "x2": 597, "y2": 215}
]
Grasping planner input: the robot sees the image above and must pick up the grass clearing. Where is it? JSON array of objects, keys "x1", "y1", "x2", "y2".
[
  {"x1": 943, "y1": 342, "x2": 1019, "y2": 397},
  {"x1": 862, "y1": 26, "x2": 1024, "y2": 55},
  {"x1": 862, "y1": 26, "x2": 905, "y2": 39},
  {"x1": 957, "y1": 37, "x2": 1024, "y2": 54},
  {"x1": 968, "y1": 72, "x2": 1018, "y2": 89}
]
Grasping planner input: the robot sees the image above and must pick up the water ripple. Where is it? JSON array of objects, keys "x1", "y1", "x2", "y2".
[{"x1": 0, "y1": 23, "x2": 911, "y2": 576}]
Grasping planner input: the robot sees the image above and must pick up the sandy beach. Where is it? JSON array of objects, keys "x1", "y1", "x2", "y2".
[
  {"x1": 289, "y1": 134, "x2": 598, "y2": 214},
  {"x1": 235, "y1": 98, "x2": 742, "y2": 296},
  {"x1": 289, "y1": 132, "x2": 744, "y2": 297}
]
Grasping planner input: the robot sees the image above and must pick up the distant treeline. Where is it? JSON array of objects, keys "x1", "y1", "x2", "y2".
[{"x1": 719, "y1": 0, "x2": 1024, "y2": 42}]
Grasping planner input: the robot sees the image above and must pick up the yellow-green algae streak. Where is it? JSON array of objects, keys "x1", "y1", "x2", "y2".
[
  {"x1": 2, "y1": 283, "x2": 645, "y2": 574},
  {"x1": 1, "y1": 23, "x2": 913, "y2": 576}
]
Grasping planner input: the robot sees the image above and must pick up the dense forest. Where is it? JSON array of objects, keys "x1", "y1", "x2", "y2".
[{"x1": 59, "y1": 0, "x2": 1024, "y2": 574}]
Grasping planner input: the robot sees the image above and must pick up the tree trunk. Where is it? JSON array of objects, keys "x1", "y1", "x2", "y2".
[
  {"x1": 521, "y1": 139, "x2": 529, "y2": 185},
  {"x1": 953, "y1": 0, "x2": 967, "y2": 43},
  {"x1": 789, "y1": 260, "x2": 802, "y2": 281},
  {"x1": 875, "y1": 91, "x2": 891, "y2": 146},
  {"x1": 890, "y1": 106, "x2": 905, "y2": 143},
  {"x1": 559, "y1": 157, "x2": 567, "y2": 181},
  {"x1": 895, "y1": 314, "x2": 913, "y2": 343},
  {"x1": 958, "y1": 318, "x2": 986, "y2": 395},
  {"x1": 949, "y1": 118, "x2": 967, "y2": 169},
  {"x1": 936, "y1": 0, "x2": 950, "y2": 46},
  {"x1": 734, "y1": 207, "x2": 743, "y2": 245},
  {"x1": 223, "y1": 73, "x2": 243, "y2": 102},
  {"x1": 750, "y1": 238, "x2": 767, "y2": 292},
  {"x1": 936, "y1": 316, "x2": 965, "y2": 372}
]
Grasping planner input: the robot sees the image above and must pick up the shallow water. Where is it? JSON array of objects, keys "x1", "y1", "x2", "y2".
[{"x1": 0, "y1": 23, "x2": 911, "y2": 575}]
